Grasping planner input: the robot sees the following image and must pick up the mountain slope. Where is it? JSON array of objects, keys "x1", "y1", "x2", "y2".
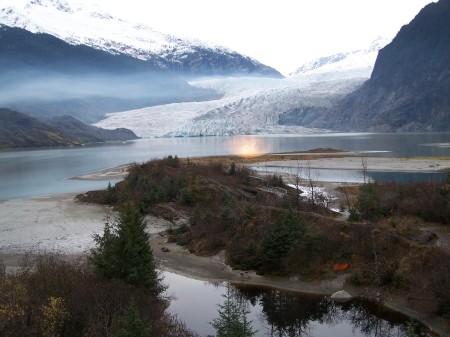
[
  {"x1": 276, "y1": 38, "x2": 390, "y2": 127},
  {"x1": 313, "y1": 0, "x2": 450, "y2": 132},
  {"x1": 0, "y1": 25, "x2": 218, "y2": 123},
  {"x1": 0, "y1": 108, "x2": 138, "y2": 148},
  {"x1": 0, "y1": 108, "x2": 72, "y2": 148},
  {"x1": 289, "y1": 37, "x2": 390, "y2": 80},
  {"x1": 0, "y1": 0, "x2": 282, "y2": 77}
]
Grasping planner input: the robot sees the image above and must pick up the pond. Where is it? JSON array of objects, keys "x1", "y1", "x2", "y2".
[{"x1": 163, "y1": 272, "x2": 432, "y2": 337}]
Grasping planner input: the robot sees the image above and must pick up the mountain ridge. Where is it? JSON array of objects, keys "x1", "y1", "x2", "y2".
[
  {"x1": 0, "y1": 108, "x2": 139, "y2": 148},
  {"x1": 290, "y1": 37, "x2": 390, "y2": 78},
  {"x1": 0, "y1": 0, "x2": 282, "y2": 77},
  {"x1": 0, "y1": 24, "x2": 219, "y2": 123}
]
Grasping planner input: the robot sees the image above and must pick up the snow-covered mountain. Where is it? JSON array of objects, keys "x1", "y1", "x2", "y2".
[
  {"x1": 0, "y1": 0, "x2": 281, "y2": 77},
  {"x1": 290, "y1": 37, "x2": 391, "y2": 79},
  {"x1": 0, "y1": 24, "x2": 218, "y2": 123}
]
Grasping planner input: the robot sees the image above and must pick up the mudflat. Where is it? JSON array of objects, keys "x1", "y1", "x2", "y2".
[{"x1": 249, "y1": 156, "x2": 450, "y2": 172}]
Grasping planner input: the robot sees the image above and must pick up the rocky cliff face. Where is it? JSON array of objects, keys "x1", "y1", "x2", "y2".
[{"x1": 315, "y1": 0, "x2": 450, "y2": 132}]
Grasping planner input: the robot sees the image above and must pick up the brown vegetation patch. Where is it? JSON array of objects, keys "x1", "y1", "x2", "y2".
[
  {"x1": 0, "y1": 254, "x2": 199, "y2": 337},
  {"x1": 180, "y1": 148, "x2": 355, "y2": 167}
]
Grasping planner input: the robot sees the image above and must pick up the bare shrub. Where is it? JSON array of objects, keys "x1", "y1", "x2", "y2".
[{"x1": 0, "y1": 253, "x2": 196, "y2": 337}]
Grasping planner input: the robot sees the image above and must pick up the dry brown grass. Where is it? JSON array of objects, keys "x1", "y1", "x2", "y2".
[{"x1": 180, "y1": 148, "x2": 356, "y2": 166}]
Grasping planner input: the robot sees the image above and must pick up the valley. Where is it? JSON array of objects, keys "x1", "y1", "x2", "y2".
[{"x1": 0, "y1": 0, "x2": 449, "y2": 336}]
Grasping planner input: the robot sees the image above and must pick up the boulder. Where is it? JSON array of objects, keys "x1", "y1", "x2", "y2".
[{"x1": 330, "y1": 290, "x2": 353, "y2": 302}]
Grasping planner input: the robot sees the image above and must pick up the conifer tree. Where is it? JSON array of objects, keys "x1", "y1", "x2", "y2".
[
  {"x1": 210, "y1": 284, "x2": 256, "y2": 337},
  {"x1": 259, "y1": 208, "x2": 302, "y2": 273},
  {"x1": 118, "y1": 300, "x2": 149, "y2": 337},
  {"x1": 90, "y1": 203, "x2": 164, "y2": 296}
]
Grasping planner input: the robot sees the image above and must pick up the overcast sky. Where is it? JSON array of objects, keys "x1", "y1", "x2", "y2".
[{"x1": 72, "y1": 0, "x2": 435, "y2": 74}]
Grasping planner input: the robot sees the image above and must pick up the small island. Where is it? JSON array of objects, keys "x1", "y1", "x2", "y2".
[{"x1": 78, "y1": 154, "x2": 450, "y2": 335}]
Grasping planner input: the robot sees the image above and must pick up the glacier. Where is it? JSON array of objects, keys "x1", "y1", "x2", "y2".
[
  {"x1": 94, "y1": 39, "x2": 389, "y2": 138},
  {"x1": 94, "y1": 75, "x2": 366, "y2": 137}
]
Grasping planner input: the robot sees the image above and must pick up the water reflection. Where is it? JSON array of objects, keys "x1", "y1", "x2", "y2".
[
  {"x1": 251, "y1": 165, "x2": 446, "y2": 184},
  {"x1": 164, "y1": 271, "x2": 432, "y2": 337},
  {"x1": 319, "y1": 299, "x2": 413, "y2": 337},
  {"x1": 252, "y1": 289, "x2": 320, "y2": 336},
  {"x1": 235, "y1": 287, "x2": 431, "y2": 337},
  {"x1": 224, "y1": 136, "x2": 273, "y2": 157}
]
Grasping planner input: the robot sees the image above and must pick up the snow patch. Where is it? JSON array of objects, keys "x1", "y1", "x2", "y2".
[
  {"x1": 289, "y1": 37, "x2": 391, "y2": 78},
  {"x1": 0, "y1": 0, "x2": 248, "y2": 64}
]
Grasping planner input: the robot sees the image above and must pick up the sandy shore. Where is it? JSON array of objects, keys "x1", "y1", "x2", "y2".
[
  {"x1": 0, "y1": 193, "x2": 109, "y2": 255},
  {"x1": 0, "y1": 191, "x2": 341, "y2": 295},
  {"x1": 68, "y1": 164, "x2": 130, "y2": 181},
  {"x1": 250, "y1": 156, "x2": 450, "y2": 172},
  {"x1": 63, "y1": 155, "x2": 450, "y2": 184}
]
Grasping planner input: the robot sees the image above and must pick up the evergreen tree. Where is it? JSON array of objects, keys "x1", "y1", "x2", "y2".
[
  {"x1": 357, "y1": 183, "x2": 383, "y2": 220},
  {"x1": 210, "y1": 284, "x2": 256, "y2": 337},
  {"x1": 118, "y1": 300, "x2": 150, "y2": 337},
  {"x1": 90, "y1": 203, "x2": 164, "y2": 296},
  {"x1": 228, "y1": 163, "x2": 236, "y2": 176},
  {"x1": 259, "y1": 209, "x2": 303, "y2": 273}
]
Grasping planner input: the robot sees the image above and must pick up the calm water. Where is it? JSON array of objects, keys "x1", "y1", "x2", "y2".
[
  {"x1": 252, "y1": 166, "x2": 447, "y2": 184},
  {"x1": 1, "y1": 133, "x2": 448, "y2": 336},
  {"x1": 0, "y1": 133, "x2": 449, "y2": 200},
  {"x1": 164, "y1": 272, "x2": 431, "y2": 337}
]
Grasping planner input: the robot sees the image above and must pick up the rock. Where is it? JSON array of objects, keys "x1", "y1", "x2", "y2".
[
  {"x1": 310, "y1": 0, "x2": 450, "y2": 132},
  {"x1": 161, "y1": 247, "x2": 170, "y2": 253},
  {"x1": 414, "y1": 230, "x2": 436, "y2": 244},
  {"x1": 330, "y1": 290, "x2": 353, "y2": 302}
]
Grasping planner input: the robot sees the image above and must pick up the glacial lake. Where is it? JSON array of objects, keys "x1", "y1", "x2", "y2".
[
  {"x1": 0, "y1": 132, "x2": 449, "y2": 201},
  {"x1": 1, "y1": 132, "x2": 449, "y2": 336}
]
